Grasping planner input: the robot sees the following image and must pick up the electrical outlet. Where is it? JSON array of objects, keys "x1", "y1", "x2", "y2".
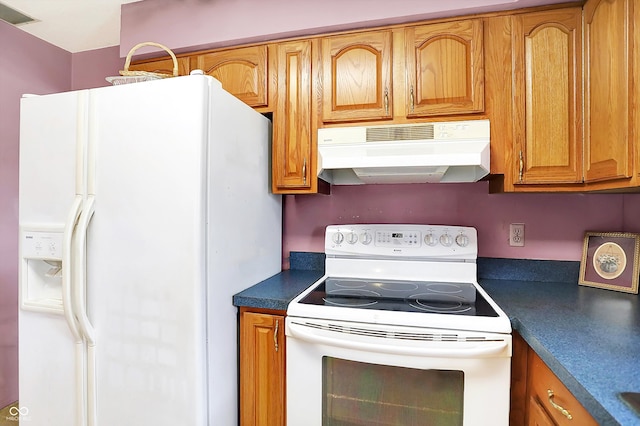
[{"x1": 509, "y1": 223, "x2": 525, "y2": 247}]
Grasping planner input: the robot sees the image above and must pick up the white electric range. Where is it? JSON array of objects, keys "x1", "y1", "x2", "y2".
[{"x1": 286, "y1": 224, "x2": 512, "y2": 426}]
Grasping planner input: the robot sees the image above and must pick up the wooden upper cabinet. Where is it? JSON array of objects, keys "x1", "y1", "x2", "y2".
[
  {"x1": 128, "y1": 56, "x2": 190, "y2": 77},
  {"x1": 321, "y1": 30, "x2": 393, "y2": 122},
  {"x1": 193, "y1": 45, "x2": 268, "y2": 108},
  {"x1": 271, "y1": 40, "x2": 314, "y2": 192},
  {"x1": 512, "y1": 8, "x2": 583, "y2": 185},
  {"x1": 405, "y1": 19, "x2": 484, "y2": 117},
  {"x1": 584, "y1": 0, "x2": 634, "y2": 183}
]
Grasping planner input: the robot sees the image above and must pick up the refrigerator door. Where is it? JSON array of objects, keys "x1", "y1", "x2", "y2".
[
  {"x1": 19, "y1": 90, "x2": 86, "y2": 425},
  {"x1": 86, "y1": 77, "x2": 212, "y2": 426}
]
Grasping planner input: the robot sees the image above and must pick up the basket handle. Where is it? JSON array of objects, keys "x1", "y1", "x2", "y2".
[{"x1": 123, "y1": 42, "x2": 179, "y2": 77}]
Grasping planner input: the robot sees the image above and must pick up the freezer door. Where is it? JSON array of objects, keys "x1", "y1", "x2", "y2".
[
  {"x1": 19, "y1": 91, "x2": 84, "y2": 225},
  {"x1": 19, "y1": 91, "x2": 86, "y2": 424},
  {"x1": 86, "y1": 77, "x2": 211, "y2": 426}
]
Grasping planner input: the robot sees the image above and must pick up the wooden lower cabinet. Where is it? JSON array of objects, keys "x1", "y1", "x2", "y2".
[
  {"x1": 511, "y1": 333, "x2": 598, "y2": 426},
  {"x1": 239, "y1": 308, "x2": 286, "y2": 426}
]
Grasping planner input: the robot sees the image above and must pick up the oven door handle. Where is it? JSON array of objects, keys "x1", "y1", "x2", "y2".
[{"x1": 288, "y1": 322, "x2": 509, "y2": 358}]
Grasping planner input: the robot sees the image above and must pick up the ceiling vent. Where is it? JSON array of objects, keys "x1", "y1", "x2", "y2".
[{"x1": 0, "y1": 2, "x2": 35, "y2": 25}]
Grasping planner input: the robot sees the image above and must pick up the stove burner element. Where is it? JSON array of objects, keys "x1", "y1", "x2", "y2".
[
  {"x1": 323, "y1": 289, "x2": 381, "y2": 308},
  {"x1": 326, "y1": 288, "x2": 381, "y2": 297},
  {"x1": 376, "y1": 282, "x2": 420, "y2": 292},
  {"x1": 425, "y1": 283, "x2": 469, "y2": 294},
  {"x1": 328, "y1": 279, "x2": 368, "y2": 289},
  {"x1": 322, "y1": 298, "x2": 379, "y2": 307},
  {"x1": 408, "y1": 295, "x2": 475, "y2": 314},
  {"x1": 324, "y1": 277, "x2": 476, "y2": 302}
]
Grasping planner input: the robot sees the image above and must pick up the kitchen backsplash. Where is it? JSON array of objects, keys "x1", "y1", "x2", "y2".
[{"x1": 282, "y1": 182, "x2": 640, "y2": 263}]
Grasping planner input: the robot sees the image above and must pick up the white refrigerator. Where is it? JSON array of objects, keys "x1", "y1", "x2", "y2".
[{"x1": 18, "y1": 75, "x2": 282, "y2": 426}]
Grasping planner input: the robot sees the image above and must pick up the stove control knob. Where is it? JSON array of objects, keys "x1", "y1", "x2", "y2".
[
  {"x1": 332, "y1": 232, "x2": 344, "y2": 245},
  {"x1": 455, "y1": 233, "x2": 470, "y2": 247},
  {"x1": 439, "y1": 233, "x2": 453, "y2": 247},
  {"x1": 345, "y1": 232, "x2": 358, "y2": 244},
  {"x1": 424, "y1": 233, "x2": 438, "y2": 246},
  {"x1": 360, "y1": 232, "x2": 373, "y2": 245}
]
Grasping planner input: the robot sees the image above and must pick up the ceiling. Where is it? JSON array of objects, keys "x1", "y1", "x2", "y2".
[
  {"x1": 1, "y1": 0, "x2": 138, "y2": 53},
  {"x1": 3, "y1": 0, "x2": 572, "y2": 54}
]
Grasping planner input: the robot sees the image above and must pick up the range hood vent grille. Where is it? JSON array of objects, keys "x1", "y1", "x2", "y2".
[{"x1": 366, "y1": 124, "x2": 435, "y2": 142}]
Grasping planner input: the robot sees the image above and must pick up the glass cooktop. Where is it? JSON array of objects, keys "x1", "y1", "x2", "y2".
[{"x1": 298, "y1": 277, "x2": 499, "y2": 317}]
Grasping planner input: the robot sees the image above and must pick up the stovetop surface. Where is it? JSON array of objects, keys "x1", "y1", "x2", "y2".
[{"x1": 298, "y1": 278, "x2": 499, "y2": 317}]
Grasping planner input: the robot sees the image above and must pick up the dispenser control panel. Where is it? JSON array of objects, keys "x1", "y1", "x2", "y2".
[{"x1": 22, "y1": 230, "x2": 63, "y2": 260}]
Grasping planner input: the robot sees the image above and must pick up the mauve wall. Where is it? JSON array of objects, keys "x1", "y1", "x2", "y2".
[
  {"x1": 71, "y1": 46, "x2": 122, "y2": 91},
  {"x1": 0, "y1": 21, "x2": 71, "y2": 408},
  {"x1": 283, "y1": 183, "x2": 640, "y2": 263}
]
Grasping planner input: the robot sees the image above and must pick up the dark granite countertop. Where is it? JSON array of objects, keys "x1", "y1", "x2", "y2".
[
  {"x1": 232, "y1": 268, "x2": 324, "y2": 311},
  {"x1": 233, "y1": 253, "x2": 640, "y2": 425},
  {"x1": 481, "y1": 278, "x2": 640, "y2": 426},
  {"x1": 232, "y1": 252, "x2": 325, "y2": 311}
]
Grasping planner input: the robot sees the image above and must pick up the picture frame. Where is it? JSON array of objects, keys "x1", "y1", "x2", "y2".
[{"x1": 579, "y1": 231, "x2": 640, "y2": 294}]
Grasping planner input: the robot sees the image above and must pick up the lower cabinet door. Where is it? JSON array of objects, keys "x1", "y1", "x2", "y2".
[
  {"x1": 526, "y1": 348, "x2": 598, "y2": 426},
  {"x1": 239, "y1": 310, "x2": 286, "y2": 426}
]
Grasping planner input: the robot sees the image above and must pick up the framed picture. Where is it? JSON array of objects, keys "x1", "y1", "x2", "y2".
[{"x1": 579, "y1": 232, "x2": 640, "y2": 294}]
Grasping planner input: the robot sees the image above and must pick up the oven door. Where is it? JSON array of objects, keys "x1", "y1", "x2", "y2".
[{"x1": 286, "y1": 317, "x2": 512, "y2": 426}]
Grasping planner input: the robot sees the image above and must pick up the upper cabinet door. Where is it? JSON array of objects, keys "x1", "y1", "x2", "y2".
[
  {"x1": 584, "y1": 0, "x2": 634, "y2": 183},
  {"x1": 321, "y1": 30, "x2": 393, "y2": 122},
  {"x1": 271, "y1": 40, "x2": 313, "y2": 192},
  {"x1": 513, "y1": 8, "x2": 583, "y2": 185},
  {"x1": 128, "y1": 56, "x2": 190, "y2": 77},
  {"x1": 194, "y1": 45, "x2": 268, "y2": 107},
  {"x1": 405, "y1": 19, "x2": 484, "y2": 117}
]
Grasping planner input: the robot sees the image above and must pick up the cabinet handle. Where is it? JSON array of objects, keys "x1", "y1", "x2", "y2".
[
  {"x1": 547, "y1": 389, "x2": 573, "y2": 420},
  {"x1": 410, "y1": 86, "x2": 415, "y2": 113},
  {"x1": 274, "y1": 320, "x2": 279, "y2": 352},
  {"x1": 518, "y1": 150, "x2": 524, "y2": 182},
  {"x1": 384, "y1": 88, "x2": 389, "y2": 115},
  {"x1": 302, "y1": 158, "x2": 307, "y2": 186}
]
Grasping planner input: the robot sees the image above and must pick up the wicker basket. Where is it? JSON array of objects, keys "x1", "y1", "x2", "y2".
[{"x1": 106, "y1": 42, "x2": 179, "y2": 85}]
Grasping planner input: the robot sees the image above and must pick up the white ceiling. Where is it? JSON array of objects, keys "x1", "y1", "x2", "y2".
[
  {"x1": 3, "y1": 0, "x2": 571, "y2": 54},
  {"x1": 2, "y1": 0, "x2": 138, "y2": 53}
]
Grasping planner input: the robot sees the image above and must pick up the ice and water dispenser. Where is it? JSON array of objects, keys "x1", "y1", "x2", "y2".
[{"x1": 20, "y1": 227, "x2": 65, "y2": 314}]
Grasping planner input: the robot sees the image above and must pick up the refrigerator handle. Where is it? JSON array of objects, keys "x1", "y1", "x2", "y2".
[
  {"x1": 63, "y1": 195, "x2": 88, "y2": 426},
  {"x1": 62, "y1": 195, "x2": 83, "y2": 342},
  {"x1": 74, "y1": 195, "x2": 97, "y2": 426},
  {"x1": 74, "y1": 195, "x2": 96, "y2": 344}
]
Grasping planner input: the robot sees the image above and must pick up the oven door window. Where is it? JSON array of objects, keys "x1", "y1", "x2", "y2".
[{"x1": 322, "y1": 357, "x2": 464, "y2": 426}]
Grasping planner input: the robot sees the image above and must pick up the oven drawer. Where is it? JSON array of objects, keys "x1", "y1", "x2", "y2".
[{"x1": 527, "y1": 348, "x2": 598, "y2": 426}]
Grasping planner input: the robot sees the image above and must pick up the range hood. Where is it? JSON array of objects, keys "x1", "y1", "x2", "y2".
[{"x1": 317, "y1": 119, "x2": 490, "y2": 185}]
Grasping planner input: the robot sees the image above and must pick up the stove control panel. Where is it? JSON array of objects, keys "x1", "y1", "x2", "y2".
[{"x1": 325, "y1": 224, "x2": 477, "y2": 259}]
